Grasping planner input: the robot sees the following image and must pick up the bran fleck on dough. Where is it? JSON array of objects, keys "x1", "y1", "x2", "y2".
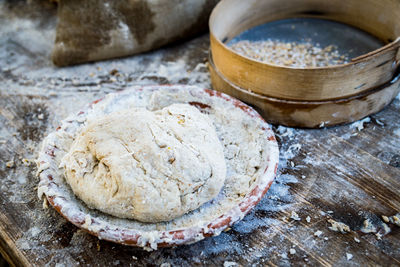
[{"x1": 61, "y1": 104, "x2": 226, "y2": 223}]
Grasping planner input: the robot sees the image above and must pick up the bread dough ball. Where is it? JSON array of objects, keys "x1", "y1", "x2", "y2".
[{"x1": 61, "y1": 104, "x2": 226, "y2": 222}]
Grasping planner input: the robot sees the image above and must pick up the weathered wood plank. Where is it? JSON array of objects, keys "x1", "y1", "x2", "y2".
[{"x1": 0, "y1": 1, "x2": 399, "y2": 266}]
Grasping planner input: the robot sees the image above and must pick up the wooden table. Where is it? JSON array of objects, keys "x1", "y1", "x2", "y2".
[{"x1": 1, "y1": 1, "x2": 399, "y2": 266}]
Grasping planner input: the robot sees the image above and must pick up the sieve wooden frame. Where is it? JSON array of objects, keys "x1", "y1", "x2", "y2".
[{"x1": 208, "y1": 54, "x2": 400, "y2": 128}]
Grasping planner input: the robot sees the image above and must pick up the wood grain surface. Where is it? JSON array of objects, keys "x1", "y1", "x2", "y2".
[{"x1": 0, "y1": 1, "x2": 399, "y2": 266}]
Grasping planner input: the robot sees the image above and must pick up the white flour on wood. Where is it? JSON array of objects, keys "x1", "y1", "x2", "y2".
[{"x1": 2, "y1": 4, "x2": 400, "y2": 265}]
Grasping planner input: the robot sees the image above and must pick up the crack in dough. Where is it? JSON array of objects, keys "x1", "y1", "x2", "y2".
[{"x1": 61, "y1": 104, "x2": 226, "y2": 222}]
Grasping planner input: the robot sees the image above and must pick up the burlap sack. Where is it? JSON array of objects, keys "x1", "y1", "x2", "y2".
[{"x1": 52, "y1": 0, "x2": 218, "y2": 66}]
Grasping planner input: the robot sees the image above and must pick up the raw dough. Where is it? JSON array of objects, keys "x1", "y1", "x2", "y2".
[{"x1": 61, "y1": 103, "x2": 226, "y2": 223}]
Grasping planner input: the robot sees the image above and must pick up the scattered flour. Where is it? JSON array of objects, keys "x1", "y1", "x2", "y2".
[
  {"x1": 223, "y1": 261, "x2": 238, "y2": 267},
  {"x1": 290, "y1": 211, "x2": 301, "y2": 221},
  {"x1": 314, "y1": 230, "x2": 323, "y2": 237},
  {"x1": 350, "y1": 117, "x2": 371, "y2": 131},
  {"x1": 2, "y1": 2, "x2": 399, "y2": 265},
  {"x1": 30, "y1": 227, "x2": 41, "y2": 237},
  {"x1": 346, "y1": 253, "x2": 353, "y2": 261}
]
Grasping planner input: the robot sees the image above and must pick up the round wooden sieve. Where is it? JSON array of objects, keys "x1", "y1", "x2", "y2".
[{"x1": 209, "y1": 0, "x2": 400, "y2": 101}]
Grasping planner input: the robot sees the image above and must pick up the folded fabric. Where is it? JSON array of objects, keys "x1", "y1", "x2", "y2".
[{"x1": 52, "y1": 0, "x2": 219, "y2": 66}]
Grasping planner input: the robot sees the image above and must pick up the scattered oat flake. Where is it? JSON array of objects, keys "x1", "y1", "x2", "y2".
[
  {"x1": 289, "y1": 248, "x2": 296, "y2": 255},
  {"x1": 306, "y1": 216, "x2": 311, "y2": 223},
  {"x1": 328, "y1": 219, "x2": 351, "y2": 233},
  {"x1": 230, "y1": 40, "x2": 349, "y2": 68},
  {"x1": 290, "y1": 211, "x2": 301, "y2": 221},
  {"x1": 42, "y1": 197, "x2": 49, "y2": 209},
  {"x1": 346, "y1": 253, "x2": 353, "y2": 260},
  {"x1": 382, "y1": 215, "x2": 390, "y2": 223},
  {"x1": 314, "y1": 230, "x2": 323, "y2": 237},
  {"x1": 375, "y1": 232, "x2": 383, "y2": 240},
  {"x1": 382, "y1": 213, "x2": 400, "y2": 227},
  {"x1": 354, "y1": 237, "x2": 360, "y2": 243},
  {"x1": 6, "y1": 160, "x2": 14, "y2": 168}
]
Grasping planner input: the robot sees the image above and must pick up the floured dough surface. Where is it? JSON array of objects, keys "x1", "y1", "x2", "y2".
[{"x1": 61, "y1": 103, "x2": 226, "y2": 223}]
